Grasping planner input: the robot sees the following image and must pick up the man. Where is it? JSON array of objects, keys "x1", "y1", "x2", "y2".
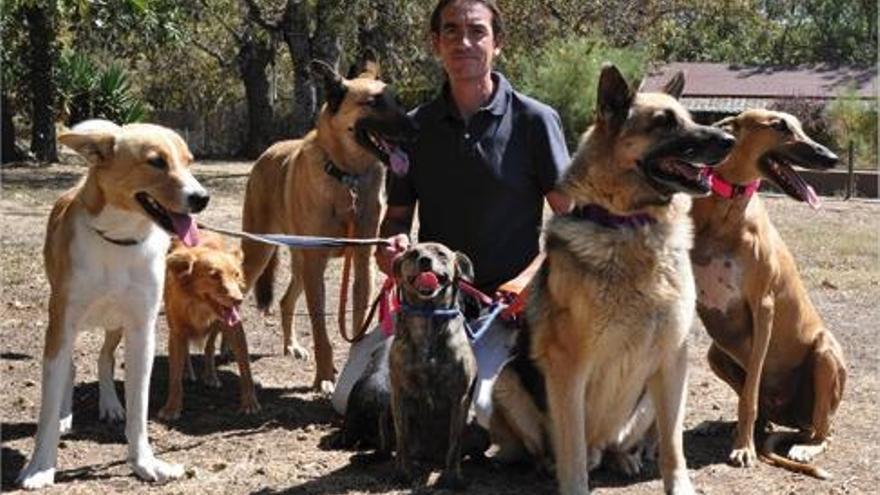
[{"x1": 332, "y1": 0, "x2": 572, "y2": 422}]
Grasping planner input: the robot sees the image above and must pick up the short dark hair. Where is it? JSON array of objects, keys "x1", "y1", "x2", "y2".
[{"x1": 429, "y1": 0, "x2": 504, "y2": 40}]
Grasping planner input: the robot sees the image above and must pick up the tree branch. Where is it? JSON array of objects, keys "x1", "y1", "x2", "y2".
[{"x1": 241, "y1": 0, "x2": 280, "y2": 33}]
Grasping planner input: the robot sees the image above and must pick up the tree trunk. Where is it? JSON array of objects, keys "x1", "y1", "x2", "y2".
[
  {"x1": 2, "y1": 92, "x2": 22, "y2": 163},
  {"x1": 283, "y1": 0, "x2": 315, "y2": 138},
  {"x1": 237, "y1": 33, "x2": 275, "y2": 158},
  {"x1": 24, "y1": 5, "x2": 58, "y2": 163}
]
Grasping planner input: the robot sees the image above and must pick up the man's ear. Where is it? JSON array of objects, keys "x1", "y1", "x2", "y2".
[
  {"x1": 58, "y1": 131, "x2": 116, "y2": 165},
  {"x1": 167, "y1": 251, "x2": 195, "y2": 279},
  {"x1": 596, "y1": 63, "x2": 634, "y2": 133},
  {"x1": 454, "y1": 251, "x2": 474, "y2": 283},
  {"x1": 309, "y1": 60, "x2": 347, "y2": 114}
]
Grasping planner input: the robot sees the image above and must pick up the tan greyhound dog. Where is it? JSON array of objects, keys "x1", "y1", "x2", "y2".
[
  {"x1": 239, "y1": 54, "x2": 417, "y2": 391},
  {"x1": 691, "y1": 109, "x2": 846, "y2": 479}
]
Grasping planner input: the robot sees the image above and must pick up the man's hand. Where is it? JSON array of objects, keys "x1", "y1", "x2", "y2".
[{"x1": 376, "y1": 233, "x2": 410, "y2": 276}]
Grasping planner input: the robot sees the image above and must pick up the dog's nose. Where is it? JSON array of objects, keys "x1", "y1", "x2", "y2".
[
  {"x1": 718, "y1": 132, "x2": 736, "y2": 152},
  {"x1": 418, "y1": 256, "x2": 432, "y2": 272},
  {"x1": 188, "y1": 192, "x2": 210, "y2": 213}
]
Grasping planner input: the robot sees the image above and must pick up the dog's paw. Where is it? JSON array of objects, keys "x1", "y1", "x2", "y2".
[
  {"x1": 315, "y1": 379, "x2": 335, "y2": 396},
  {"x1": 17, "y1": 465, "x2": 56, "y2": 490},
  {"x1": 788, "y1": 442, "x2": 825, "y2": 462},
  {"x1": 202, "y1": 373, "x2": 222, "y2": 389},
  {"x1": 99, "y1": 397, "x2": 126, "y2": 422},
  {"x1": 436, "y1": 471, "x2": 468, "y2": 491},
  {"x1": 129, "y1": 455, "x2": 184, "y2": 483},
  {"x1": 239, "y1": 396, "x2": 262, "y2": 415},
  {"x1": 157, "y1": 405, "x2": 182, "y2": 421},
  {"x1": 667, "y1": 471, "x2": 696, "y2": 495},
  {"x1": 587, "y1": 447, "x2": 603, "y2": 472},
  {"x1": 59, "y1": 414, "x2": 73, "y2": 435},
  {"x1": 729, "y1": 445, "x2": 757, "y2": 467},
  {"x1": 285, "y1": 344, "x2": 311, "y2": 361},
  {"x1": 607, "y1": 450, "x2": 642, "y2": 477}
]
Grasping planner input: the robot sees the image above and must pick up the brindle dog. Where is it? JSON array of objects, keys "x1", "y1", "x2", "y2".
[{"x1": 389, "y1": 242, "x2": 477, "y2": 490}]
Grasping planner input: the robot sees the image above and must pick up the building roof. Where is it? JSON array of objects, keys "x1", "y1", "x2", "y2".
[{"x1": 642, "y1": 62, "x2": 877, "y2": 100}]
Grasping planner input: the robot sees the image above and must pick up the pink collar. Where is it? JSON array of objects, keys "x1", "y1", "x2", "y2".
[{"x1": 702, "y1": 168, "x2": 761, "y2": 200}]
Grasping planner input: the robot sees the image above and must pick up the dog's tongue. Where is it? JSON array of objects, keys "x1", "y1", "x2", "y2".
[
  {"x1": 415, "y1": 271, "x2": 439, "y2": 292},
  {"x1": 389, "y1": 145, "x2": 410, "y2": 176},
  {"x1": 805, "y1": 184, "x2": 822, "y2": 210},
  {"x1": 169, "y1": 212, "x2": 200, "y2": 247},
  {"x1": 224, "y1": 305, "x2": 241, "y2": 327}
]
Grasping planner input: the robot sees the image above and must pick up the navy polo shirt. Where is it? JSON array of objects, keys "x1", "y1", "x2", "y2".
[{"x1": 388, "y1": 73, "x2": 570, "y2": 292}]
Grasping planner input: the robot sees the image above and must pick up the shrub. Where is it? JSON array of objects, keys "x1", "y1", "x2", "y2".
[
  {"x1": 505, "y1": 36, "x2": 648, "y2": 148},
  {"x1": 826, "y1": 88, "x2": 878, "y2": 170},
  {"x1": 58, "y1": 51, "x2": 147, "y2": 125}
]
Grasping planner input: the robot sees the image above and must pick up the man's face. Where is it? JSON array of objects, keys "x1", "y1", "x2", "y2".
[{"x1": 432, "y1": 1, "x2": 500, "y2": 83}]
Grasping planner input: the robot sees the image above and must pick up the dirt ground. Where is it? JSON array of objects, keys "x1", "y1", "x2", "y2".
[{"x1": 2, "y1": 160, "x2": 878, "y2": 494}]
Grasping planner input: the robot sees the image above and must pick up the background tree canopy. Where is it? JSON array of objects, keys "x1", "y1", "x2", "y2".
[{"x1": 2, "y1": 0, "x2": 876, "y2": 162}]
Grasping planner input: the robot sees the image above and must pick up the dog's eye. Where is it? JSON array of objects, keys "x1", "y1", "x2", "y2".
[
  {"x1": 650, "y1": 110, "x2": 676, "y2": 131},
  {"x1": 771, "y1": 119, "x2": 789, "y2": 133},
  {"x1": 147, "y1": 156, "x2": 167, "y2": 170}
]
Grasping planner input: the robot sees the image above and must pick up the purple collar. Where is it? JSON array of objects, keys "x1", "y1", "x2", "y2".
[{"x1": 569, "y1": 204, "x2": 656, "y2": 229}]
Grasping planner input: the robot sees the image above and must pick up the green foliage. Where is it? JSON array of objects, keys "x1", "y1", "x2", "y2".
[
  {"x1": 57, "y1": 51, "x2": 147, "y2": 124},
  {"x1": 508, "y1": 36, "x2": 648, "y2": 147},
  {"x1": 826, "y1": 88, "x2": 879, "y2": 169}
]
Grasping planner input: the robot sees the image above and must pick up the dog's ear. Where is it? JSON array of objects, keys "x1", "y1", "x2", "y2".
[
  {"x1": 347, "y1": 47, "x2": 380, "y2": 80},
  {"x1": 392, "y1": 253, "x2": 405, "y2": 280},
  {"x1": 714, "y1": 115, "x2": 739, "y2": 136},
  {"x1": 454, "y1": 251, "x2": 474, "y2": 283},
  {"x1": 167, "y1": 251, "x2": 196, "y2": 279},
  {"x1": 597, "y1": 63, "x2": 634, "y2": 133},
  {"x1": 662, "y1": 70, "x2": 686, "y2": 100},
  {"x1": 310, "y1": 60, "x2": 347, "y2": 114},
  {"x1": 58, "y1": 131, "x2": 116, "y2": 165}
]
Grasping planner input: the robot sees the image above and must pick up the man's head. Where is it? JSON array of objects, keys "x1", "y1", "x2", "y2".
[{"x1": 430, "y1": 0, "x2": 503, "y2": 83}]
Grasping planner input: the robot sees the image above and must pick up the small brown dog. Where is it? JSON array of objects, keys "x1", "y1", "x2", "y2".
[
  {"x1": 158, "y1": 231, "x2": 260, "y2": 420},
  {"x1": 389, "y1": 242, "x2": 477, "y2": 489},
  {"x1": 692, "y1": 109, "x2": 846, "y2": 478}
]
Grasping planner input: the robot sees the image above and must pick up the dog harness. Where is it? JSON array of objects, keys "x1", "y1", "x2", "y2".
[
  {"x1": 570, "y1": 203, "x2": 657, "y2": 229},
  {"x1": 701, "y1": 168, "x2": 762, "y2": 199}
]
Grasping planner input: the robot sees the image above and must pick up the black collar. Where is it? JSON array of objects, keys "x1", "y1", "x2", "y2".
[
  {"x1": 569, "y1": 204, "x2": 657, "y2": 229},
  {"x1": 324, "y1": 161, "x2": 360, "y2": 190},
  {"x1": 93, "y1": 228, "x2": 140, "y2": 246}
]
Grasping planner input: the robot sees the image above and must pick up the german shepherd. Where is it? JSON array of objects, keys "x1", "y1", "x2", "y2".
[
  {"x1": 240, "y1": 52, "x2": 417, "y2": 390},
  {"x1": 488, "y1": 65, "x2": 734, "y2": 495},
  {"x1": 691, "y1": 109, "x2": 845, "y2": 479}
]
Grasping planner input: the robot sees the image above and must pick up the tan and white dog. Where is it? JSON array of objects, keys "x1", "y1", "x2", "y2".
[{"x1": 17, "y1": 119, "x2": 208, "y2": 489}]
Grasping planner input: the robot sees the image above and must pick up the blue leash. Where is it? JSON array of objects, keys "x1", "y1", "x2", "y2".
[
  {"x1": 465, "y1": 301, "x2": 507, "y2": 343},
  {"x1": 198, "y1": 222, "x2": 391, "y2": 249}
]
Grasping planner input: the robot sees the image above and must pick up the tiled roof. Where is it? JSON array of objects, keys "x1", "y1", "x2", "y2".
[{"x1": 642, "y1": 63, "x2": 877, "y2": 99}]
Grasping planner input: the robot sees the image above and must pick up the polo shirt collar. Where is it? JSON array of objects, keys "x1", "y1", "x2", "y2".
[{"x1": 428, "y1": 72, "x2": 511, "y2": 122}]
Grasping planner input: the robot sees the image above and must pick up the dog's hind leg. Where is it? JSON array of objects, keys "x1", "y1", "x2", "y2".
[
  {"x1": 301, "y1": 250, "x2": 335, "y2": 392},
  {"x1": 280, "y1": 248, "x2": 308, "y2": 359},
  {"x1": 98, "y1": 327, "x2": 125, "y2": 422},
  {"x1": 648, "y1": 345, "x2": 695, "y2": 495},
  {"x1": 201, "y1": 324, "x2": 222, "y2": 389},
  {"x1": 789, "y1": 333, "x2": 845, "y2": 463}
]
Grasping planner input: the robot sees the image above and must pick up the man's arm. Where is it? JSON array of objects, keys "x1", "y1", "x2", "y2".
[{"x1": 375, "y1": 205, "x2": 415, "y2": 275}]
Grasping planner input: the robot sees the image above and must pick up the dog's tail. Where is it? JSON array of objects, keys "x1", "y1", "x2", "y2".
[
  {"x1": 759, "y1": 431, "x2": 831, "y2": 480},
  {"x1": 254, "y1": 250, "x2": 278, "y2": 311}
]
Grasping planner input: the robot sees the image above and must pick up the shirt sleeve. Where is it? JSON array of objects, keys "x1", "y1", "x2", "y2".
[{"x1": 531, "y1": 108, "x2": 571, "y2": 194}]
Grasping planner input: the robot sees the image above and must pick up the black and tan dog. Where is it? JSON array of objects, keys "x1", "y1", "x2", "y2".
[
  {"x1": 488, "y1": 65, "x2": 734, "y2": 495},
  {"x1": 691, "y1": 109, "x2": 845, "y2": 479},
  {"x1": 240, "y1": 52, "x2": 417, "y2": 390},
  {"x1": 389, "y1": 242, "x2": 478, "y2": 489}
]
